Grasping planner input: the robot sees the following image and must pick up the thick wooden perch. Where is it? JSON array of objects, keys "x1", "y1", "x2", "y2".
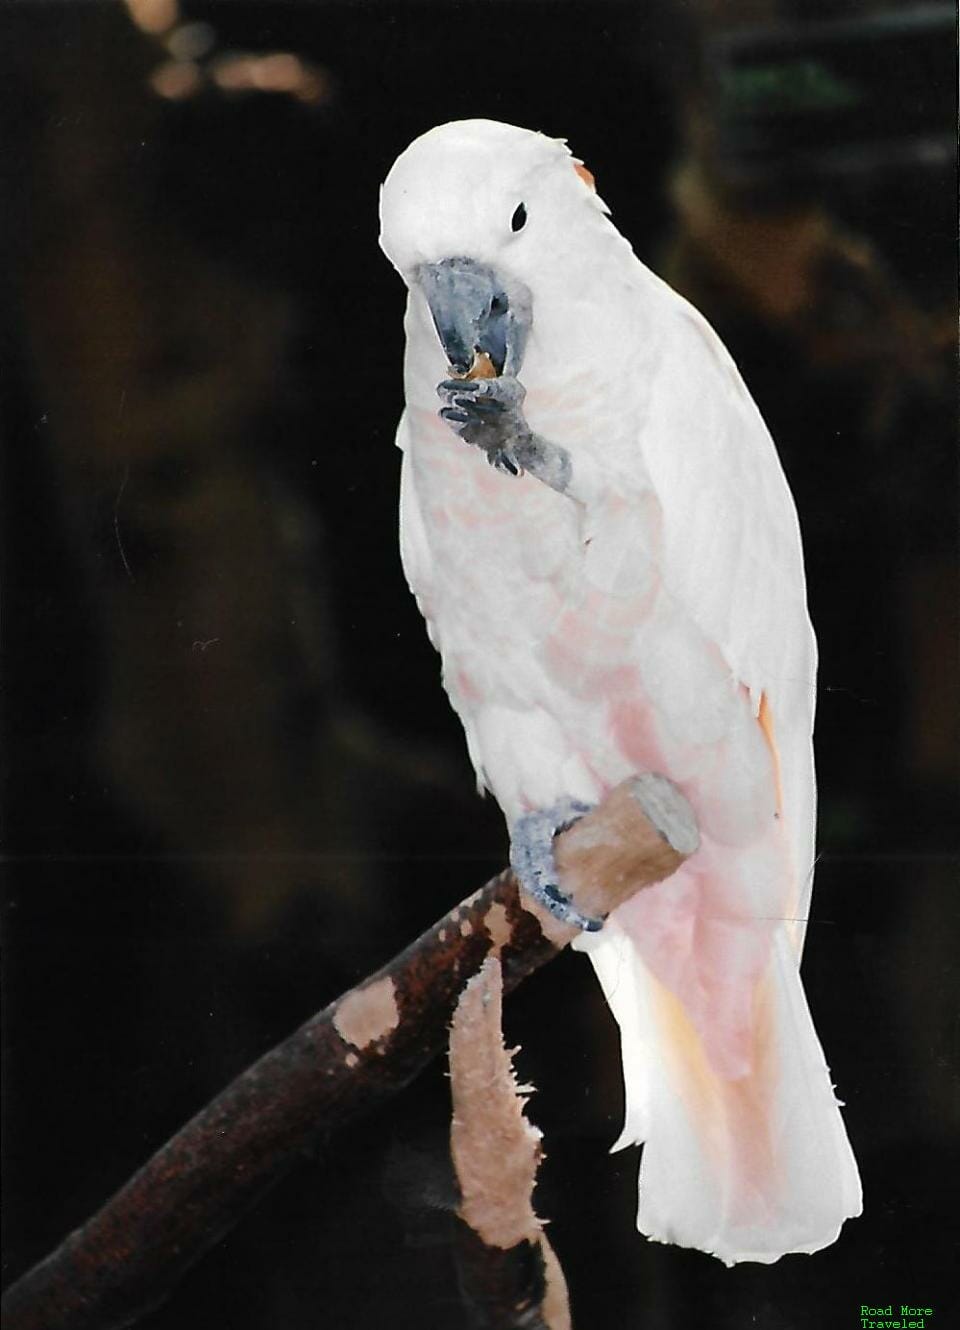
[{"x1": 1, "y1": 775, "x2": 697, "y2": 1330}]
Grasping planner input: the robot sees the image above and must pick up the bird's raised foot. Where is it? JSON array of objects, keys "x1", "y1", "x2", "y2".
[
  {"x1": 510, "y1": 798, "x2": 604, "y2": 932},
  {"x1": 437, "y1": 374, "x2": 531, "y2": 467},
  {"x1": 437, "y1": 376, "x2": 572, "y2": 494}
]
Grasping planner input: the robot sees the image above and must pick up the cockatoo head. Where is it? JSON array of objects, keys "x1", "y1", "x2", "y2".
[{"x1": 379, "y1": 119, "x2": 607, "y2": 378}]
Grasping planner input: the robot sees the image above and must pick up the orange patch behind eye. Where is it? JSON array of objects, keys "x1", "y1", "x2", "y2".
[{"x1": 573, "y1": 161, "x2": 596, "y2": 191}]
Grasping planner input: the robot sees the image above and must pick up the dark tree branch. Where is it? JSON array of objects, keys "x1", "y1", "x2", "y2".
[{"x1": 1, "y1": 776, "x2": 696, "y2": 1330}]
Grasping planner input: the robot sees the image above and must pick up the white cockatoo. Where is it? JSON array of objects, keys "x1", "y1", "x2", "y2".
[{"x1": 379, "y1": 119, "x2": 861, "y2": 1265}]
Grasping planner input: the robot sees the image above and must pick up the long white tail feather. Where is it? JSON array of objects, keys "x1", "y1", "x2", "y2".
[{"x1": 578, "y1": 920, "x2": 861, "y2": 1264}]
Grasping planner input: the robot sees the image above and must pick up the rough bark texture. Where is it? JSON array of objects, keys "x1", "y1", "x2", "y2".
[
  {"x1": 1, "y1": 776, "x2": 696, "y2": 1330},
  {"x1": 449, "y1": 958, "x2": 571, "y2": 1330}
]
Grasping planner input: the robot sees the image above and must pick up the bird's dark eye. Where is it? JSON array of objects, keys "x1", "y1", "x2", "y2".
[{"x1": 511, "y1": 202, "x2": 527, "y2": 233}]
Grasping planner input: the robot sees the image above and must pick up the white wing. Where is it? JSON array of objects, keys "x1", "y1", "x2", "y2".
[
  {"x1": 636, "y1": 286, "x2": 818, "y2": 950},
  {"x1": 572, "y1": 282, "x2": 859, "y2": 1263}
]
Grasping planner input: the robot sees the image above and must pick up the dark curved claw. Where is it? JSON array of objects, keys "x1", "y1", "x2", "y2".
[
  {"x1": 510, "y1": 798, "x2": 603, "y2": 931},
  {"x1": 490, "y1": 450, "x2": 520, "y2": 476}
]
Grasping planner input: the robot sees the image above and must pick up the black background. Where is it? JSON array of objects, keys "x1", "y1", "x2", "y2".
[{"x1": 2, "y1": 3, "x2": 957, "y2": 1327}]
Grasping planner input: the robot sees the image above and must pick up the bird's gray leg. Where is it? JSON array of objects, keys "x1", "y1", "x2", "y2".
[
  {"x1": 510, "y1": 798, "x2": 604, "y2": 932},
  {"x1": 437, "y1": 377, "x2": 582, "y2": 497}
]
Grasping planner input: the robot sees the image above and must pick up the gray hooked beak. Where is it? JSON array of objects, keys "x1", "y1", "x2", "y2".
[{"x1": 418, "y1": 257, "x2": 532, "y2": 377}]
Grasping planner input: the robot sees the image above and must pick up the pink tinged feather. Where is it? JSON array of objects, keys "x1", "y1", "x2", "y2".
[
  {"x1": 609, "y1": 694, "x2": 667, "y2": 774},
  {"x1": 586, "y1": 883, "x2": 860, "y2": 1264}
]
